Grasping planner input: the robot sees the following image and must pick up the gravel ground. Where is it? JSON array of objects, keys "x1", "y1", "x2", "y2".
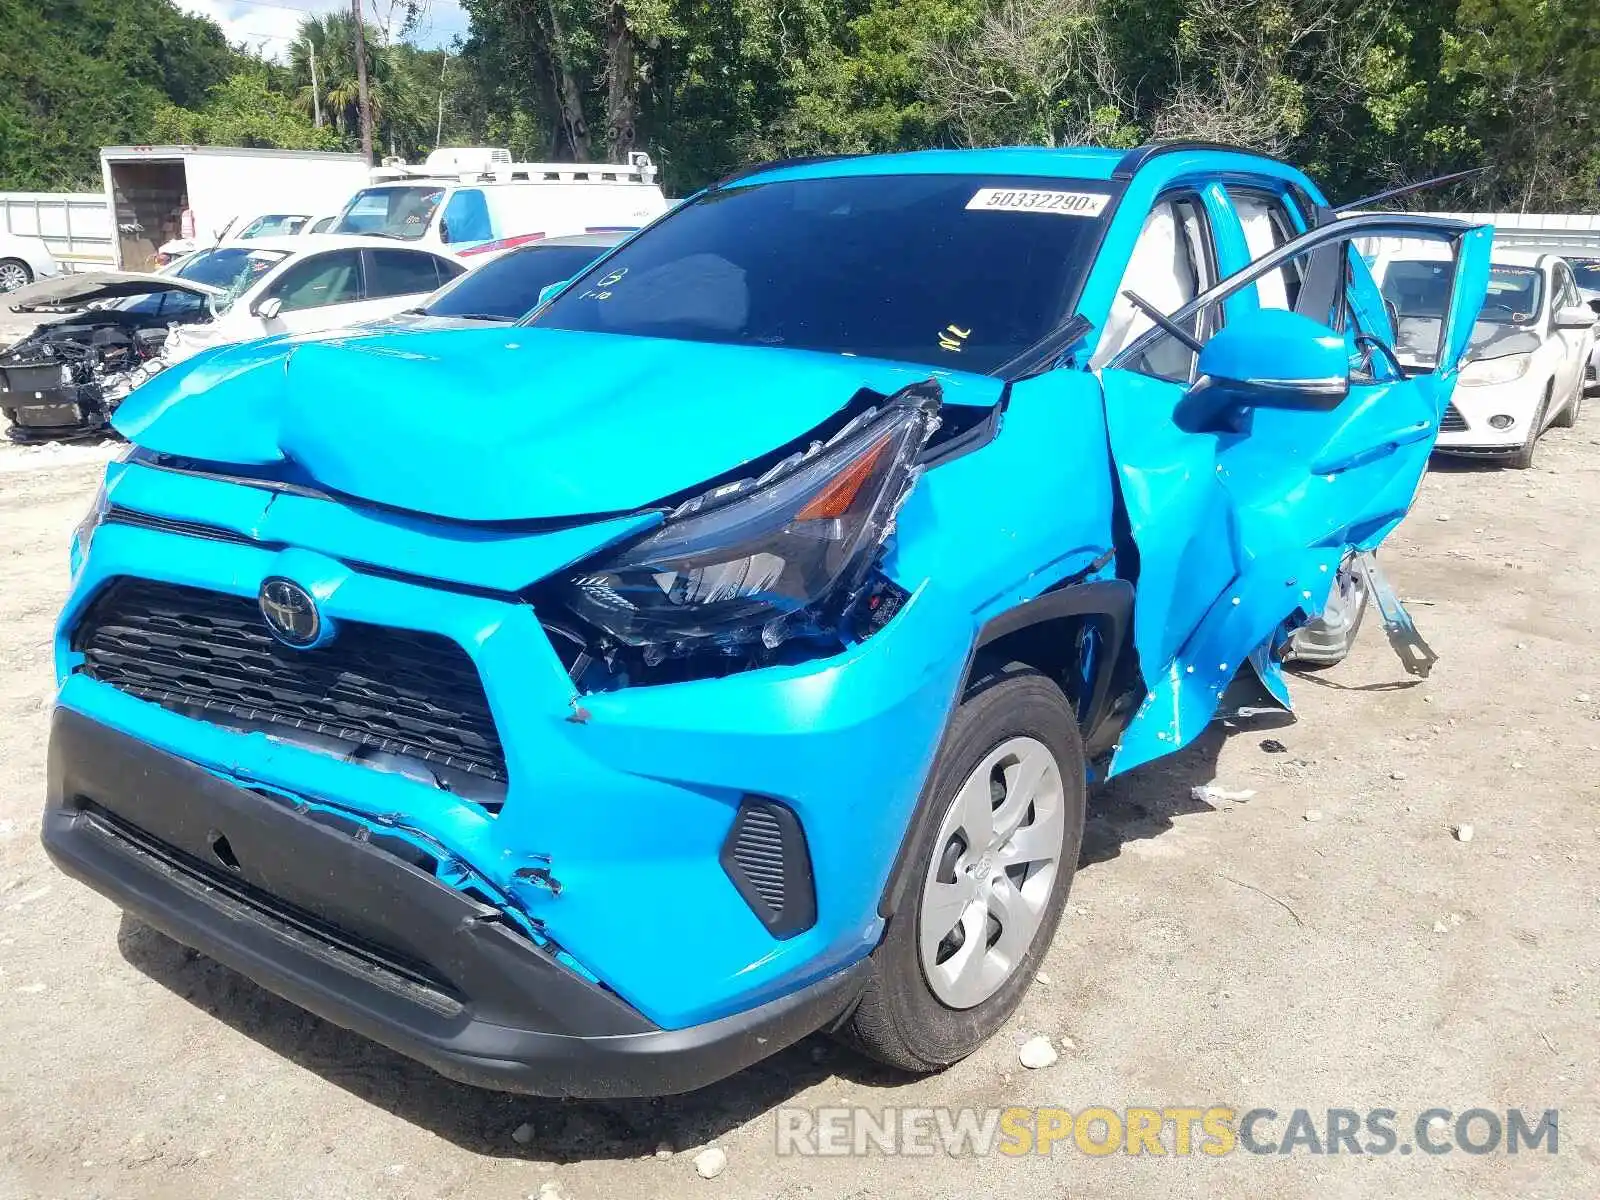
[{"x1": 1, "y1": 424, "x2": 1597, "y2": 1199}]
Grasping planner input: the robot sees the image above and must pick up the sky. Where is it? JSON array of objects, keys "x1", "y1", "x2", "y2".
[{"x1": 172, "y1": 0, "x2": 471, "y2": 61}]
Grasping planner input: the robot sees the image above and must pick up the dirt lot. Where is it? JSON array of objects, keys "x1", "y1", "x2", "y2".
[{"x1": 1, "y1": 423, "x2": 1597, "y2": 1199}]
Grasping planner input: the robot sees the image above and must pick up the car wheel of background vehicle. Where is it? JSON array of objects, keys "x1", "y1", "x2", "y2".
[
  {"x1": 1551, "y1": 373, "x2": 1582, "y2": 429},
  {"x1": 0, "y1": 259, "x2": 32, "y2": 293},
  {"x1": 838, "y1": 662, "x2": 1085, "y2": 1073},
  {"x1": 1285, "y1": 553, "x2": 1368, "y2": 669},
  {"x1": 1505, "y1": 384, "x2": 1552, "y2": 470}
]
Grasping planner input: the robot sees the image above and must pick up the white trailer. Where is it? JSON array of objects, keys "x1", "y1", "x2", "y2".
[
  {"x1": 0, "y1": 192, "x2": 115, "y2": 272},
  {"x1": 100, "y1": 146, "x2": 370, "y2": 270}
]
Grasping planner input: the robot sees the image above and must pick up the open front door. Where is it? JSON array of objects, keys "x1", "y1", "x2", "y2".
[{"x1": 1097, "y1": 213, "x2": 1492, "y2": 774}]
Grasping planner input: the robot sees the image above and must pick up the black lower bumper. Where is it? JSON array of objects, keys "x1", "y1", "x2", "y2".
[
  {"x1": 2, "y1": 384, "x2": 107, "y2": 441},
  {"x1": 41, "y1": 707, "x2": 865, "y2": 1096}
]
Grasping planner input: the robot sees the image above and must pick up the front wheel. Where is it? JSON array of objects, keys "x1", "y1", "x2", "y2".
[
  {"x1": 1551, "y1": 372, "x2": 1582, "y2": 429},
  {"x1": 1505, "y1": 383, "x2": 1552, "y2": 470},
  {"x1": 839, "y1": 663, "x2": 1085, "y2": 1072},
  {"x1": 0, "y1": 258, "x2": 32, "y2": 293}
]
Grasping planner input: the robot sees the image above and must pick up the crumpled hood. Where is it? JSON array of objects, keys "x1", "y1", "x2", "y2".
[
  {"x1": 113, "y1": 326, "x2": 1002, "y2": 521},
  {"x1": 7, "y1": 270, "x2": 222, "y2": 312}
]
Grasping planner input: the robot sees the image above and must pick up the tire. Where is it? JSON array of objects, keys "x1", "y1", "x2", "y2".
[
  {"x1": 838, "y1": 662, "x2": 1085, "y2": 1072},
  {"x1": 1505, "y1": 383, "x2": 1552, "y2": 470},
  {"x1": 1285, "y1": 554, "x2": 1369, "y2": 669},
  {"x1": 1551, "y1": 373, "x2": 1582, "y2": 429},
  {"x1": 0, "y1": 258, "x2": 32, "y2": 293}
]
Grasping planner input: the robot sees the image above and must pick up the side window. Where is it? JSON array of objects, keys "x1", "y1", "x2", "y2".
[
  {"x1": 363, "y1": 249, "x2": 449, "y2": 298},
  {"x1": 433, "y1": 254, "x2": 465, "y2": 284},
  {"x1": 1092, "y1": 195, "x2": 1215, "y2": 379},
  {"x1": 441, "y1": 189, "x2": 492, "y2": 244},
  {"x1": 266, "y1": 251, "x2": 364, "y2": 312},
  {"x1": 1229, "y1": 190, "x2": 1303, "y2": 311},
  {"x1": 1115, "y1": 228, "x2": 1469, "y2": 384},
  {"x1": 1553, "y1": 263, "x2": 1579, "y2": 314}
]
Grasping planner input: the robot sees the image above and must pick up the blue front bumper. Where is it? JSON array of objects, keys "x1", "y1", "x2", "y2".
[{"x1": 55, "y1": 459, "x2": 972, "y2": 1034}]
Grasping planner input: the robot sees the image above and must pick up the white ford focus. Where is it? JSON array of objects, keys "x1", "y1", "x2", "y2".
[{"x1": 1377, "y1": 248, "x2": 1596, "y2": 468}]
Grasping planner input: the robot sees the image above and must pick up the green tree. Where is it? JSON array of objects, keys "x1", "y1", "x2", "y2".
[
  {"x1": 149, "y1": 69, "x2": 343, "y2": 151},
  {"x1": 0, "y1": 0, "x2": 246, "y2": 189}
]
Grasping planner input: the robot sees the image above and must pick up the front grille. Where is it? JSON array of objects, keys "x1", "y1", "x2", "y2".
[
  {"x1": 104, "y1": 504, "x2": 264, "y2": 548},
  {"x1": 74, "y1": 578, "x2": 508, "y2": 790},
  {"x1": 1440, "y1": 402, "x2": 1469, "y2": 433}
]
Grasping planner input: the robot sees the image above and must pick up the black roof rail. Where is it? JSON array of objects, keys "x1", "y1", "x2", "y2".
[
  {"x1": 1111, "y1": 139, "x2": 1276, "y2": 180},
  {"x1": 710, "y1": 154, "x2": 858, "y2": 190}
]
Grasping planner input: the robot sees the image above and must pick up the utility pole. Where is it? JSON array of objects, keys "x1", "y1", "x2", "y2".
[
  {"x1": 435, "y1": 51, "x2": 448, "y2": 149},
  {"x1": 309, "y1": 40, "x2": 322, "y2": 128},
  {"x1": 352, "y1": 0, "x2": 373, "y2": 165}
]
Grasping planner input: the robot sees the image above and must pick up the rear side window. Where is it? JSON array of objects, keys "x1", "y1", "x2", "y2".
[
  {"x1": 363, "y1": 249, "x2": 452, "y2": 298},
  {"x1": 442, "y1": 189, "x2": 493, "y2": 244},
  {"x1": 425, "y1": 244, "x2": 610, "y2": 319},
  {"x1": 268, "y1": 251, "x2": 364, "y2": 312}
]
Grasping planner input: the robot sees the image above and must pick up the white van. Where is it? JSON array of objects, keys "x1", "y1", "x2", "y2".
[{"x1": 327, "y1": 155, "x2": 669, "y2": 260}]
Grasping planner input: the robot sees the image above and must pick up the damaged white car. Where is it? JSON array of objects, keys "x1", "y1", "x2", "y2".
[
  {"x1": 2, "y1": 236, "x2": 463, "y2": 441},
  {"x1": 1377, "y1": 248, "x2": 1597, "y2": 468}
]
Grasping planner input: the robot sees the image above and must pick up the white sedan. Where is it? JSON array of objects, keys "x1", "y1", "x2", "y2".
[
  {"x1": 1378, "y1": 248, "x2": 1596, "y2": 469},
  {"x1": 0, "y1": 231, "x2": 62, "y2": 293},
  {"x1": 3, "y1": 235, "x2": 463, "y2": 439},
  {"x1": 156, "y1": 233, "x2": 464, "y2": 366}
]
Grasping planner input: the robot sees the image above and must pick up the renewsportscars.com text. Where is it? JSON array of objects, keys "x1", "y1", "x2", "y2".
[{"x1": 774, "y1": 1106, "x2": 1559, "y2": 1157}]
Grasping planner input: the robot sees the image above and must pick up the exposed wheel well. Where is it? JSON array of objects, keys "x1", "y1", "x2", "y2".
[{"x1": 963, "y1": 578, "x2": 1134, "y2": 756}]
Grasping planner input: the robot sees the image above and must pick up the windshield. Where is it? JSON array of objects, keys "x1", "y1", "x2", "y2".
[
  {"x1": 532, "y1": 174, "x2": 1115, "y2": 372},
  {"x1": 166, "y1": 246, "x2": 290, "y2": 314},
  {"x1": 1382, "y1": 260, "x2": 1543, "y2": 326},
  {"x1": 331, "y1": 186, "x2": 444, "y2": 240},
  {"x1": 424, "y1": 243, "x2": 613, "y2": 320},
  {"x1": 1568, "y1": 257, "x2": 1600, "y2": 292},
  {"x1": 236, "y1": 214, "x2": 309, "y2": 238}
]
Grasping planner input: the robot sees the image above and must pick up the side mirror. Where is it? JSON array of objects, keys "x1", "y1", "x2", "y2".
[
  {"x1": 254, "y1": 296, "x2": 283, "y2": 321},
  {"x1": 1554, "y1": 304, "x2": 1596, "y2": 329},
  {"x1": 537, "y1": 278, "x2": 573, "y2": 306},
  {"x1": 1587, "y1": 297, "x2": 1600, "y2": 316},
  {"x1": 1176, "y1": 309, "x2": 1349, "y2": 434}
]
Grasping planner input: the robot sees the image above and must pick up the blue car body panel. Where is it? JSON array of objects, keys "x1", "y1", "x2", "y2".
[
  {"x1": 52, "y1": 145, "x2": 1493, "y2": 1050},
  {"x1": 115, "y1": 328, "x2": 1005, "y2": 521}
]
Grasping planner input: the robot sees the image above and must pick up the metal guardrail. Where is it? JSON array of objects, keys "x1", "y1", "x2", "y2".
[{"x1": 0, "y1": 191, "x2": 115, "y2": 272}]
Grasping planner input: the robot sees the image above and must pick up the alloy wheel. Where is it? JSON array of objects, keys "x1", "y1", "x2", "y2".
[
  {"x1": 0, "y1": 262, "x2": 29, "y2": 292},
  {"x1": 918, "y1": 735, "x2": 1066, "y2": 1009}
]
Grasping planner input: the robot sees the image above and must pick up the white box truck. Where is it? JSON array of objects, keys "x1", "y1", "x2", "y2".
[{"x1": 100, "y1": 146, "x2": 370, "y2": 270}]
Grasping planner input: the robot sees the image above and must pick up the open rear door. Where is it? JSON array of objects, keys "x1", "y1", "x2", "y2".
[{"x1": 1097, "y1": 213, "x2": 1492, "y2": 774}]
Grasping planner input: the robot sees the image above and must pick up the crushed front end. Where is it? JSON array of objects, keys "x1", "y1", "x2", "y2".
[
  {"x1": 1, "y1": 319, "x2": 169, "y2": 442},
  {"x1": 42, "y1": 343, "x2": 979, "y2": 1096}
]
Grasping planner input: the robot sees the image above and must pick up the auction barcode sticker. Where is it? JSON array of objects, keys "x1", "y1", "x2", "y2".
[{"x1": 966, "y1": 188, "x2": 1109, "y2": 217}]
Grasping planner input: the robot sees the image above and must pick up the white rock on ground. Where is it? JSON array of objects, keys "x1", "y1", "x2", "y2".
[
  {"x1": 1453, "y1": 823, "x2": 1475, "y2": 843},
  {"x1": 693, "y1": 1147, "x2": 728, "y2": 1179},
  {"x1": 1018, "y1": 1035, "x2": 1058, "y2": 1070}
]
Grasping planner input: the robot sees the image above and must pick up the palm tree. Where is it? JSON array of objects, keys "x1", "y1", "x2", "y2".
[{"x1": 290, "y1": 11, "x2": 433, "y2": 156}]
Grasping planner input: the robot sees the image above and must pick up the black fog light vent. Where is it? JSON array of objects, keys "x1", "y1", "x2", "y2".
[{"x1": 720, "y1": 798, "x2": 816, "y2": 939}]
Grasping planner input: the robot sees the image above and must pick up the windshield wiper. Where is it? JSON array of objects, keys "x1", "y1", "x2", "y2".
[{"x1": 440, "y1": 312, "x2": 517, "y2": 323}]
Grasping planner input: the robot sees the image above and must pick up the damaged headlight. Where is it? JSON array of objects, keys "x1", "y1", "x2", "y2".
[
  {"x1": 564, "y1": 384, "x2": 940, "y2": 654},
  {"x1": 1458, "y1": 352, "x2": 1532, "y2": 386}
]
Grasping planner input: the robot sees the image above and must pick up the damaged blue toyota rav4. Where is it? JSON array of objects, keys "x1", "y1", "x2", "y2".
[{"x1": 43, "y1": 143, "x2": 1491, "y2": 1096}]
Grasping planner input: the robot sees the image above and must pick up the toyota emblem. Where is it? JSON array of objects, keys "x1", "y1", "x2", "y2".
[{"x1": 258, "y1": 578, "x2": 321, "y2": 648}]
